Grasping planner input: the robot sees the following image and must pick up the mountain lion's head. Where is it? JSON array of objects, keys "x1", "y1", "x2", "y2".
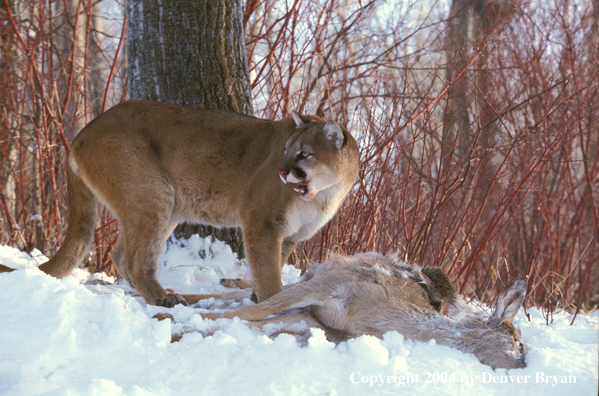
[{"x1": 277, "y1": 111, "x2": 359, "y2": 201}]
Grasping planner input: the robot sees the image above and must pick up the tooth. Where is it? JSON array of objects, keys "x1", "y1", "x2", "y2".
[
  {"x1": 279, "y1": 174, "x2": 288, "y2": 184},
  {"x1": 294, "y1": 188, "x2": 301, "y2": 193}
]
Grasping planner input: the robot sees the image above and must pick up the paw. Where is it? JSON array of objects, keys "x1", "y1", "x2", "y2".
[{"x1": 153, "y1": 293, "x2": 188, "y2": 307}]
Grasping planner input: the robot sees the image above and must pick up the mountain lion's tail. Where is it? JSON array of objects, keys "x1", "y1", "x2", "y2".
[{"x1": 0, "y1": 158, "x2": 97, "y2": 277}]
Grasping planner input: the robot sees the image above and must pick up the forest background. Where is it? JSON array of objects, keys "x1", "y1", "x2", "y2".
[{"x1": 0, "y1": 0, "x2": 597, "y2": 321}]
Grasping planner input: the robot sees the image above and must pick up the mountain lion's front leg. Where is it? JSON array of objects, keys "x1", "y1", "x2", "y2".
[
  {"x1": 281, "y1": 240, "x2": 297, "y2": 267},
  {"x1": 242, "y1": 225, "x2": 284, "y2": 302}
]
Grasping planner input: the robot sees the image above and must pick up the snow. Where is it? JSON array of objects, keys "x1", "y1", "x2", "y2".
[{"x1": 0, "y1": 239, "x2": 597, "y2": 396}]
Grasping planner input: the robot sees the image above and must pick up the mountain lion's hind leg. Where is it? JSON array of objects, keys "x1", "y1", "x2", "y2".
[
  {"x1": 122, "y1": 218, "x2": 184, "y2": 307},
  {"x1": 118, "y1": 180, "x2": 184, "y2": 308},
  {"x1": 110, "y1": 236, "x2": 131, "y2": 285}
]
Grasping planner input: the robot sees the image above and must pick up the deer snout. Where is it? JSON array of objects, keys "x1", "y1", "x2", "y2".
[{"x1": 278, "y1": 168, "x2": 289, "y2": 184}]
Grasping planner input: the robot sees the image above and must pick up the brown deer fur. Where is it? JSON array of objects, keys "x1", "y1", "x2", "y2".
[{"x1": 194, "y1": 253, "x2": 527, "y2": 370}]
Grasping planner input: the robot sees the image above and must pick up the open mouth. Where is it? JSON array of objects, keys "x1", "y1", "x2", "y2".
[
  {"x1": 278, "y1": 170, "x2": 316, "y2": 200},
  {"x1": 293, "y1": 182, "x2": 317, "y2": 201},
  {"x1": 293, "y1": 182, "x2": 309, "y2": 196}
]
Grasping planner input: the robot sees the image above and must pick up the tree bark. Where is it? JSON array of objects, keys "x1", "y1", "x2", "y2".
[
  {"x1": 88, "y1": 3, "x2": 107, "y2": 119},
  {"x1": 56, "y1": 0, "x2": 87, "y2": 138},
  {"x1": 442, "y1": 0, "x2": 513, "y2": 184},
  {"x1": 0, "y1": 0, "x2": 18, "y2": 243},
  {"x1": 442, "y1": 0, "x2": 472, "y2": 172},
  {"x1": 126, "y1": 0, "x2": 253, "y2": 257},
  {"x1": 127, "y1": 0, "x2": 252, "y2": 113},
  {"x1": 472, "y1": 0, "x2": 513, "y2": 191}
]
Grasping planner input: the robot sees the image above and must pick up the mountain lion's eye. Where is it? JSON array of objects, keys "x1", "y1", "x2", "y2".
[{"x1": 297, "y1": 151, "x2": 310, "y2": 159}]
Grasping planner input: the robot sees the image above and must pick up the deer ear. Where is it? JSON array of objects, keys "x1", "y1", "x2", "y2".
[
  {"x1": 292, "y1": 111, "x2": 309, "y2": 127},
  {"x1": 323, "y1": 121, "x2": 344, "y2": 149},
  {"x1": 488, "y1": 279, "x2": 527, "y2": 328}
]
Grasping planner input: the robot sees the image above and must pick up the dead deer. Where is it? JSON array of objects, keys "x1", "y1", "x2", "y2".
[{"x1": 179, "y1": 253, "x2": 527, "y2": 370}]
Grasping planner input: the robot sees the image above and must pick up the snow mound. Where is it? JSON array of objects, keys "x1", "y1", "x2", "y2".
[{"x1": 0, "y1": 240, "x2": 596, "y2": 396}]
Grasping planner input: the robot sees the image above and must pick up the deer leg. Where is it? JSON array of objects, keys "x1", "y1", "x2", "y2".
[
  {"x1": 177, "y1": 290, "x2": 252, "y2": 304},
  {"x1": 219, "y1": 278, "x2": 253, "y2": 289},
  {"x1": 201, "y1": 279, "x2": 329, "y2": 321}
]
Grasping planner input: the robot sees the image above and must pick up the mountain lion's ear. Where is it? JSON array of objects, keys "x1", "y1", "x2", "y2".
[
  {"x1": 292, "y1": 111, "x2": 309, "y2": 127},
  {"x1": 323, "y1": 121, "x2": 344, "y2": 149}
]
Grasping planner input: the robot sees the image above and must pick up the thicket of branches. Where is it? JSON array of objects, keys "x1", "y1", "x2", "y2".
[{"x1": 1, "y1": 0, "x2": 597, "y2": 320}]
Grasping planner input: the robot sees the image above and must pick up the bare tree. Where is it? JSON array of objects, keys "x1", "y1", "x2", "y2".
[
  {"x1": 126, "y1": 0, "x2": 253, "y2": 257},
  {"x1": 442, "y1": 0, "x2": 513, "y2": 173},
  {"x1": 88, "y1": 3, "x2": 107, "y2": 119},
  {"x1": 442, "y1": 0, "x2": 472, "y2": 172},
  {"x1": 0, "y1": 0, "x2": 595, "y2": 316}
]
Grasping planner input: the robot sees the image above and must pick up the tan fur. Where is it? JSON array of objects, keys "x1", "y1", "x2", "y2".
[
  {"x1": 0, "y1": 100, "x2": 359, "y2": 307},
  {"x1": 197, "y1": 253, "x2": 527, "y2": 370}
]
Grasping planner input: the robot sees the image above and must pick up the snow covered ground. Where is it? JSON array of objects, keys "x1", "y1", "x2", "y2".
[{"x1": 0, "y1": 237, "x2": 597, "y2": 396}]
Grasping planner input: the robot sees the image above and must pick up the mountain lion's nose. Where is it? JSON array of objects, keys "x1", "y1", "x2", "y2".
[{"x1": 277, "y1": 168, "x2": 288, "y2": 183}]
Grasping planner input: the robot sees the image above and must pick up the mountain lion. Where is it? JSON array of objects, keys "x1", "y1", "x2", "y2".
[{"x1": 0, "y1": 100, "x2": 360, "y2": 307}]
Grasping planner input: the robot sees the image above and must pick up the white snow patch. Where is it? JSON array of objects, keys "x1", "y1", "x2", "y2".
[{"x1": 0, "y1": 239, "x2": 596, "y2": 396}]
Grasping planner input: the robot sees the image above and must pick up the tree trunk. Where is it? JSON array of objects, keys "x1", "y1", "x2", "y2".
[
  {"x1": 56, "y1": 0, "x2": 87, "y2": 138},
  {"x1": 0, "y1": 0, "x2": 18, "y2": 244},
  {"x1": 472, "y1": 0, "x2": 513, "y2": 191},
  {"x1": 126, "y1": 0, "x2": 253, "y2": 258},
  {"x1": 442, "y1": 0, "x2": 472, "y2": 173},
  {"x1": 443, "y1": 0, "x2": 513, "y2": 188},
  {"x1": 88, "y1": 3, "x2": 107, "y2": 119}
]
